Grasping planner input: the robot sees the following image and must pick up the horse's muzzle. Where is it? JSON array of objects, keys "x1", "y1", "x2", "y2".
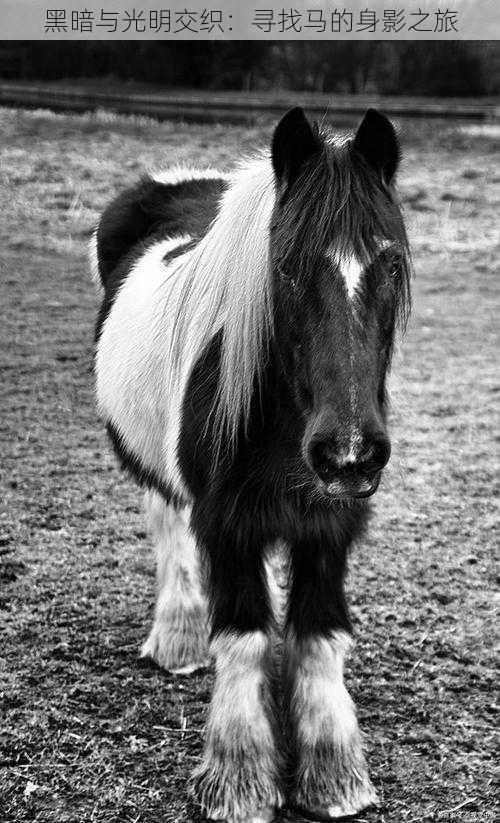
[{"x1": 321, "y1": 469, "x2": 382, "y2": 500}]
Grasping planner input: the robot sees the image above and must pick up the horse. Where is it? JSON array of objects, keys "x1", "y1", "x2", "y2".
[{"x1": 92, "y1": 107, "x2": 411, "y2": 822}]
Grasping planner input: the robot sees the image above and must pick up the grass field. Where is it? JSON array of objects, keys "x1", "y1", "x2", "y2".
[{"x1": 1, "y1": 106, "x2": 498, "y2": 823}]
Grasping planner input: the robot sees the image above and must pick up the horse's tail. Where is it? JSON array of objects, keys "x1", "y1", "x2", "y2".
[{"x1": 90, "y1": 177, "x2": 169, "y2": 291}]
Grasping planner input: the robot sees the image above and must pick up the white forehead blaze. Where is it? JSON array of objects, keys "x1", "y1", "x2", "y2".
[
  {"x1": 339, "y1": 255, "x2": 364, "y2": 299},
  {"x1": 327, "y1": 239, "x2": 395, "y2": 300},
  {"x1": 326, "y1": 249, "x2": 364, "y2": 299}
]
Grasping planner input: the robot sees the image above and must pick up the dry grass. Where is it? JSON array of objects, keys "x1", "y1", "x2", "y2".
[{"x1": 0, "y1": 106, "x2": 498, "y2": 822}]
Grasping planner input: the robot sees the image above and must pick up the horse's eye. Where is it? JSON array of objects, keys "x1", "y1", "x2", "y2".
[
  {"x1": 381, "y1": 250, "x2": 403, "y2": 277},
  {"x1": 390, "y1": 253, "x2": 403, "y2": 273}
]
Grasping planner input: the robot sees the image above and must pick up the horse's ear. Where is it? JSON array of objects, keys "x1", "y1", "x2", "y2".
[
  {"x1": 272, "y1": 107, "x2": 320, "y2": 189},
  {"x1": 353, "y1": 108, "x2": 401, "y2": 184}
]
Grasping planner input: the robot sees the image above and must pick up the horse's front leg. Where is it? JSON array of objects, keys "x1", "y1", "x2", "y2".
[
  {"x1": 285, "y1": 534, "x2": 378, "y2": 819},
  {"x1": 191, "y1": 509, "x2": 283, "y2": 822}
]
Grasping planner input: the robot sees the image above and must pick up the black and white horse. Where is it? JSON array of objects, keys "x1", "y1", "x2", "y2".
[{"x1": 93, "y1": 107, "x2": 411, "y2": 822}]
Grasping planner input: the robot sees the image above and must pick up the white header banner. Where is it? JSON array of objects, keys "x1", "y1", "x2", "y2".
[{"x1": 0, "y1": 0, "x2": 498, "y2": 40}]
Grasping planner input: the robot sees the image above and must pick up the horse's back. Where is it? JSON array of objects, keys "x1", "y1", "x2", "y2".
[{"x1": 95, "y1": 170, "x2": 228, "y2": 289}]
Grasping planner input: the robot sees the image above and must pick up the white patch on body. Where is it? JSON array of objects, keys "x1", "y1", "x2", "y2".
[
  {"x1": 140, "y1": 490, "x2": 208, "y2": 671},
  {"x1": 95, "y1": 234, "x2": 194, "y2": 496},
  {"x1": 96, "y1": 158, "x2": 276, "y2": 491}
]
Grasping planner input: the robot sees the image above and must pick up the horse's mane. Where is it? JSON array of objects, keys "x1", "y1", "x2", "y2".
[
  {"x1": 169, "y1": 154, "x2": 275, "y2": 456},
  {"x1": 169, "y1": 131, "x2": 411, "y2": 459}
]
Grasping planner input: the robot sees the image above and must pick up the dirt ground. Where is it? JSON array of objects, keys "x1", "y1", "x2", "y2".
[{"x1": 0, "y1": 107, "x2": 498, "y2": 823}]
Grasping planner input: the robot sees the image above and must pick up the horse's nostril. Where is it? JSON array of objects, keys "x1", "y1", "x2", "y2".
[
  {"x1": 362, "y1": 435, "x2": 391, "y2": 473},
  {"x1": 308, "y1": 438, "x2": 338, "y2": 480}
]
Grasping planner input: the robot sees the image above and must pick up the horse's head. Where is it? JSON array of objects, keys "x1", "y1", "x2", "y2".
[{"x1": 270, "y1": 108, "x2": 411, "y2": 500}]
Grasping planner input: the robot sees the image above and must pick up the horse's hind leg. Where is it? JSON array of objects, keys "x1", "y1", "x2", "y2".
[{"x1": 140, "y1": 490, "x2": 209, "y2": 673}]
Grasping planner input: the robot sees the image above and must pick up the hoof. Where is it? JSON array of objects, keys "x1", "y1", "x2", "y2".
[
  {"x1": 140, "y1": 607, "x2": 209, "y2": 673},
  {"x1": 293, "y1": 805, "x2": 356, "y2": 821},
  {"x1": 168, "y1": 659, "x2": 210, "y2": 676},
  {"x1": 194, "y1": 762, "x2": 283, "y2": 823},
  {"x1": 293, "y1": 792, "x2": 378, "y2": 821},
  {"x1": 210, "y1": 806, "x2": 277, "y2": 822}
]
